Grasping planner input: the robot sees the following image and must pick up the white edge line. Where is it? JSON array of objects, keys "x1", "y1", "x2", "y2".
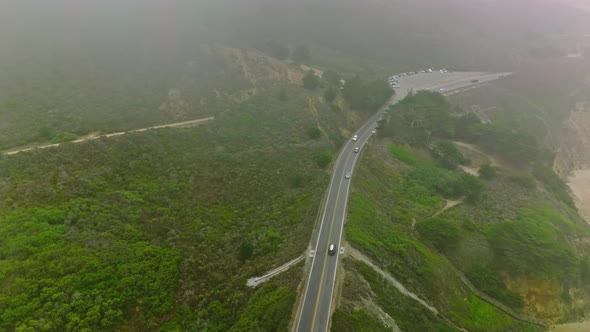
[
  {"x1": 301, "y1": 72, "x2": 507, "y2": 331},
  {"x1": 322, "y1": 87, "x2": 412, "y2": 331},
  {"x1": 323, "y1": 126, "x2": 374, "y2": 332},
  {"x1": 295, "y1": 139, "x2": 348, "y2": 331}
]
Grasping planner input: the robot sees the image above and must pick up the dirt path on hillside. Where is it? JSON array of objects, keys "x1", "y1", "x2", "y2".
[
  {"x1": 551, "y1": 320, "x2": 590, "y2": 332},
  {"x1": 4, "y1": 116, "x2": 214, "y2": 156},
  {"x1": 347, "y1": 247, "x2": 438, "y2": 314},
  {"x1": 411, "y1": 199, "x2": 465, "y2": 230},
  {"x1": 247, "y1": 255, "x2": 304, "y2": 287},
  {"x1": 348, "y1": 246, "x2": 472, "y2": 332},
  {"x1": 432, "y1": 198, "x2": 465, "y2": 218},
  {"x1": 568, "y1": 169, "x2": 590, "y2": 224}
]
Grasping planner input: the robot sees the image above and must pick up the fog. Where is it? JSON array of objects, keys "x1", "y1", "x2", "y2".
[{"x1": 3, "y1": 1, "x2": 590, "y2": 331}]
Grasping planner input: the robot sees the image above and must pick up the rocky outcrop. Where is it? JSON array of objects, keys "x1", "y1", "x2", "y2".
[{"x1": 553, "y1": 103, "x2": 590, "y2": 177}]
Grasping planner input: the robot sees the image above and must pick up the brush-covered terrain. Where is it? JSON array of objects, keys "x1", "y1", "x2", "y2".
[
  {"x1": 3, "y1": 0, "x2": 590, "y2": 331},
  {"x1": 0, "y1": 49, "x2": 396, "y2": 330},
  {"x1": 333, "y1": 91, "x2": 590, "y2": 330}
]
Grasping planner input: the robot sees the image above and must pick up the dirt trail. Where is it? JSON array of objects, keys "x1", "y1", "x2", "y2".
[
  {"x1": 348, "y1": 246, "x2": 472, "y2": 332},
  {"x1": 247, "y1": 255, "x2": 304, "y2": 287},
  {"x1": 4, "y1": 116, "x2": 214, "y2": 156},
  {"x1": 432, "y1": 198, "x2": 465, "y2": 218},
  {"x1": 412, "y1": 199, "x2": 464, "y2": 230},
  {"x1": 551, "y1": 320, "x2": 590, "y2": 332},
  {"x1": 347, "y1": 247, "x2": 438, "y2": 314}
]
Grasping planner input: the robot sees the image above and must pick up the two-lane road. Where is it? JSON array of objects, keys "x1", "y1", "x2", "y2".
[{"x1": 295, "y1": 71, "x2": 510, "y2": 332}]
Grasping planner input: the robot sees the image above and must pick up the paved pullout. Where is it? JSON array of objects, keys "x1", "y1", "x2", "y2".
[{"x1": 294, "y1": 71, "x2": 511, "y2": 332}]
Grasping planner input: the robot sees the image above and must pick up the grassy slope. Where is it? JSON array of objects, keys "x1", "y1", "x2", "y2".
[
  {"x1": 334, "y1": 140, "x2": 543, "y2": 331},
  {"x1": 0, "y1": 83, "x2": 369, "y2": 330}
]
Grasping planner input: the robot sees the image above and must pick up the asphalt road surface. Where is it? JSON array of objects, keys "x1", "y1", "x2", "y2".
[{"x1": 294, "y1": 70, "x2": 510, "y2": 332}]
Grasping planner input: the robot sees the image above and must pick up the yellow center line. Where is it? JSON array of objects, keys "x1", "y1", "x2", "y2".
[{"x1": 310, "y1": 149, "x2": 354, "y2": 330}]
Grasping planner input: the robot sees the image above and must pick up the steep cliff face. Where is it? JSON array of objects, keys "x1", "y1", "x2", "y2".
[{"x1": 553, "y1": 102, "x2": 590, "y2": 177}]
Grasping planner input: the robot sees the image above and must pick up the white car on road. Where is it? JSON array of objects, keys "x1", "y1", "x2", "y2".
[{"x1": 352, "y1": 135, "x2": 358, "y2": 141}]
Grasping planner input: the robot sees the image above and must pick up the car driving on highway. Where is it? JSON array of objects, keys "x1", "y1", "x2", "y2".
[
  {"x1": 328, "y1": 244, "x2": 336, "y2": 256},
  {"x1": 352, "y1": 135, "x2": 358, "y2": 141},
  {"x1": 345, "y1": 173, "x2": 351, "y2": 179},
  {"x1": 354, "y1": 147, "x2": 359, "y2": 153}
]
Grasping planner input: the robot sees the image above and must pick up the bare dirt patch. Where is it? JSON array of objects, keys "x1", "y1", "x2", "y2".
[
  {"x1": 551, "y1": 320, "x2": 590, "y2": 332},
  {"x1": 568, "y1": 169, "x2": 590, "y2": 224},
  {"x1": 504, "y1": 276, "x2": 565, "y2": 321}
]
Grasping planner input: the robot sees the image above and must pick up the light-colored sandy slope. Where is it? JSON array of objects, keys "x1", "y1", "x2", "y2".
[
  {"x1": 551, "y1": 319, "x2": 590, "y2": 332},
  {"x1": 568, "y1": 169, "x2": 590, "y2": 225}
]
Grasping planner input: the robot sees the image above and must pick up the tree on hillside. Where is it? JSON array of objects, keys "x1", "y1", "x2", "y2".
[
  {"x1": 461, "y1": 173, "x2": 484, "y2": 203},
  {"x1": 342, "y1": 76, "x2": 392, "y2": 110},
  {"x1": 468, "y1": 124, "x2": 544, "y2": 165},
  {"x1": 316, "y1": 151, "x2": 333, "y2": 168},
  {"x1": 264, "y1": 40, "x2": 290, "y2": 60},
  {"x1": 292, "y1": 45, "x2": 311, "y2": 63},
  {"x1": 342, "y1": 76, "x2": 367, "y2": 108},
  {"x1": 416, "y1": 218, "x2": 461, "y2": 252},
  {"x1": 478, "y1": 164, "x2": 497, "y2": 179},
  {"x1": 384, "y1": 91, "x2": 453, "y2": 145},
  {"x1": 323, "y1": 70, "x2": 341, "y2": 86},
  {"x1": 324, "y1": 87, "x2": 337, "y2": 102},
  {"x1": 430, "y1": 140, "x2": 469, "y2": 170},
  {"x1": 454, "y1": 113, "x2": 480, "y2": 139},
  {"x1": 303, "y1": 71, "x2": 320, "y2": 90},
  {"x1": 307, "y1": 127, "x2": 322, "y2": 139}
]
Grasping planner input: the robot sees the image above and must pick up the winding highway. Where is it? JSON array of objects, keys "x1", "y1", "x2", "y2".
[{"x1": 294, "y1": 70, "x2": 511, "y2": 332}]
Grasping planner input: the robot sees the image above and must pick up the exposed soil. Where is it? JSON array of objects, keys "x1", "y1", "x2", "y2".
[
  {"x1": 551, "y1": 320, "x2": 590, "y2": 332},
  {"x1": 568, "y1": 169, "x2": 590, "y2": 224},
  {"x1": 554, "y1": 106, "x2": 590, "y2": 177},
  {"x1": 432, "y1": 198, "x2": 465, "y2": 218},
  {"x1": 554, "y1": 103, "x2": 590, "y2": 224}
]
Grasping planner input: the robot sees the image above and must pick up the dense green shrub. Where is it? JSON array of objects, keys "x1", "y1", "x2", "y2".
[
  {"x1": 303, "y1": 70, "x2": 320, "y2": 90},
  {"x1": 380, "y1": 91, "x2": 454, "y2": 145},
  {"x1": 416, "y1": 218, "x2": 461, "y2": 252},
  {"x1": 478, "y1": 164, "x2": 497, "y2": 179},
  {"x1": 331, "y1": 309, "x2": 390, "y2": 332},
  {"x1": 506, "y1": 173, "x2": 536, "y2": 189},
  {"x1": 387, "y1": 143, "x2": 417, "y2": 165},
  {"x1": 230, "y1": 283, "x2": 295, "y2": 331},
  {"x1": 430, "y1": 140, "x2": 470, "y2": 169},
  {"x1": 466, "y1": 265, "x2": 524, "y2": 310},
  {"x1": 316, "y1": 151, "x2": 333, "y2": 168},
  {"x1": 324, "y1": 87, "x2": 337, "y2": 102},
  {"x1": 485, "y1": 208, "x2": 577, "y2": 278},
  {"x1": 307, "y1": 127, "x2": 322, "y2": 139},
  {"x1": 50, "y1": 132, "x2": 78, "y2": 144},
  {"x1": 342, "y1": 76, "x2": 392, "y2": 110},
  {"x1": 532, "y1": 165, "x2": 575, "y2": 208}
]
